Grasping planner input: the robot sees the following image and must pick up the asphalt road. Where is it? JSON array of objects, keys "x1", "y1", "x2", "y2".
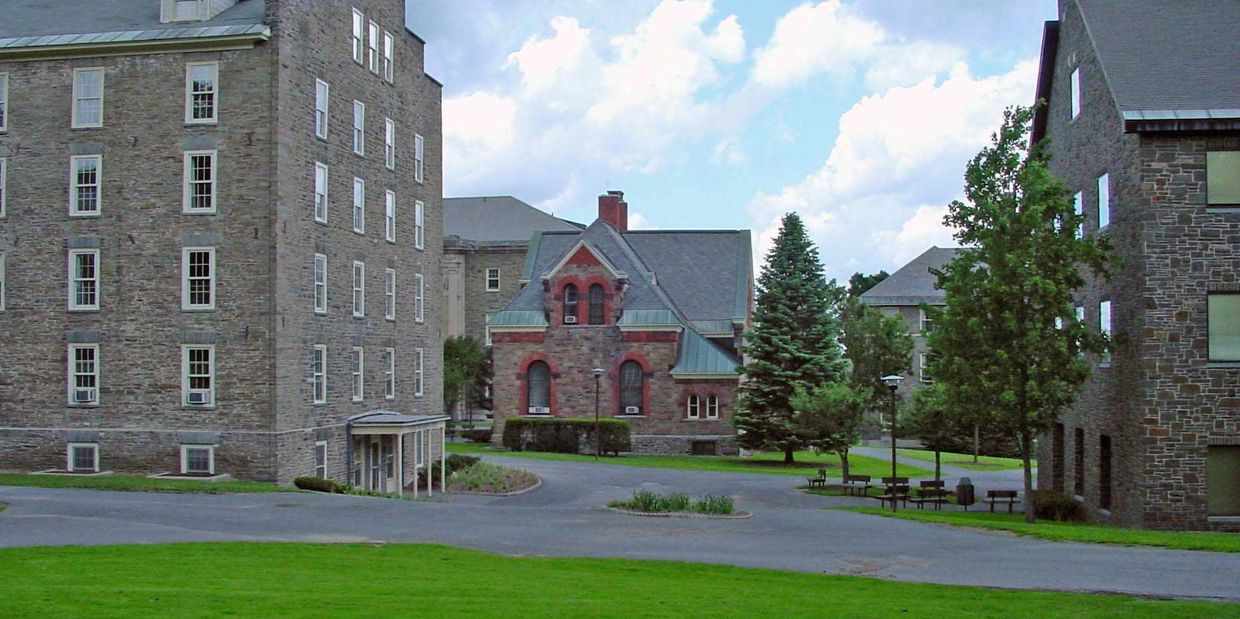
[{"x1": 1, "y1": 456, "x2": 1237, "y2": 602}]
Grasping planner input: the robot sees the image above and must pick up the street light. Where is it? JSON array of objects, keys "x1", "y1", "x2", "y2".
[
  {"x1": 881, "y1": 374, "x2": 904, "y2": 512},
  {"x1": 593, "y1": 368, "x2": 606, "y2": 461}
]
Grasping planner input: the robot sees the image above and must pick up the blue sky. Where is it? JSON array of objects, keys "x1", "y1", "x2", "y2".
[{"x1": 407, "y1": 0, "x2": 1057, "y2": 279}]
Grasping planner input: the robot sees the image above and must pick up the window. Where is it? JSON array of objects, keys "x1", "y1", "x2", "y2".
[
  {"x1": 706, "y1": 394, "x2": 720, "y2": 419},
  {"x1": 185, "y1": 62, "x2": 218, "y2": 123},
  {"x1": 72, "y1": 68, "x2": 104, "y2": 128},
  {"x1": 351, "y1": 347, "x2": 364, "y2": 401},
  {"x1": 182, "y1": 247, "x2": 215, "y2": 310},
  {"x1": 352, "y1": 261, "x2": 365, "y2": 317},
  {"x1": 1099, "y1": 434, "x2": 1112, "y2": 510},
  {"x1": 68, "y1": 344, "x2": 99, "y2": 405},
  {"x1": 485, "y1": 268, "x2": 500, "y2": 292},
  {"x1": 182, "y1": 346, "x2": 214, "y2": 406},
  {"x1": 0, "y1": 158, "x2": 6, "y2": 217},
  {"x1": 70, "y1": 155, "x2": 101, "y2": 216},
  {"x1": 385, "y1": 190, "x2": 396, "y2": 242},
  {"x1": 0, "y1": 252, "x2": 5, "y2": 311},
  {"x1": 367, "y1": 21, "x2": 380, "y2": 74},
  {"x1": 1207, "y1": 446, "x2": 1240, "y2": 517},
  {"x1": 314, "y1": 79, "x2": 329, "y2": 139},
  {"x1": 384, "y1": 268, "x2": 396, "y2": 320},
  {"x1": 0, "y1": 72, "x2": 7, "y2": 131},
  {"x1": 1207, "y1": 151, "x2": 1240, "y2": 206},
  {"x1": 1099, "y1": 300, "x2": 1112, "y2": 365},
  {"x1": 351, "y1": 9, "x2": 364, "y2": 64},
  {"x1": 183, "y1": 150, "x2": 216, "y2": 213},
  {"x1": 414, "y1": 273, "x2": 425, "y2": 323},
  {"x1": 1070, "y1": 67, "x2": 1081, "y2": 119},
  {"x1": 619, "y1": 361, "x2": 644, "y2": 415},
  {"x1": 686, "y1": 394, "x2": 700, "y2": 419},
  {"x1": 384, "y1": 347, "x2": 395, "y2": 399},
  {"x1": 352, "y1": 101, "x2": 365, "y2": 155},
  {"x1": 484, "y1": 313, "x2": 493, "y2": 346},
  {"x1": 414, "y1": 134, "x2": 425, "y2": 183},
  {"x1": 1052, "y1": 423, "x2": 1065, "y2": 493},
  {"x1": 384, "y1": 118, "x2": 396, "y2": 170},
  {"x1": 313, "y1": 253, "x2": 327, "y2": 314},
  {"x1": 1097, "y1": 173, "x2": 1110, "y2": 229},
  {"x1": 314, "y1": 162, "x2": 328, "y2": 223},
  {"x1": 181, "y1": 445, "x2": 214, "y2": 475},
  {"x1": 68, "y1": 249, "x2": 99, "y2": 311},
  {"x1": 383, "y1": 32, "x2": 395, "y2": 82},
  {"x1": 562, "y1": 284, "x2": 579, "y2": 324},
  {"x1": 588, "y1": 284, "x2": 605, "y2": 325},
  {"x1": 414, "y1": 200, "x2": 425, "y2": 250},
  {"x1": 414, "y1": 348, "x2": 424, "y2": 397},
  {"x1": 1073, "y1": 427, "x2": 1085, "y2": 497},
  {"x1": 314, "y1": 441, "x2": 328, "y2": 478},
  {"x1": 68, "y1": 443, "x2": 99, "y2": 473},
  {"x1": 1073, "y1": 191, "x2": 1084, "y2": 238},
  {"x1": 919, "y1": 308, "x2": 934, "y2": 334},
  {"x1": 312, "y1": 345, "x2": 327, "y2": 404},
  {"x1": 919, "y1": 353, "x2": 933, "y2": 383},
  {"x1": 1208, "y1": 293, "x2": 1240, "y2": 361},
  {"x1": 527, "y1": 361, "x2": 551, "y2": 414},
  {"x1": 352, "y1": 177, "x2": 365, "y2": 233}
]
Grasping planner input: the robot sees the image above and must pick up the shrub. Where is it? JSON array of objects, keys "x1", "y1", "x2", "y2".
[
  {"x1": 629, "y1": 489, "x2": 668, "y2": 513},
  {"x1": 612, "y1": 490, "x2": 736, "y2": 515},
  {"x1": 460, "y1": 428, "x2": 494, "y2": 443},
  {"x1": 294, "y1": 477, "x2": 348, "y2": 494},
  {"x1": 693, "y1": 495, "x2": 735, "y2": 515},
  {"x1": 663, "y1": 492, "x2": 691, "y2": 512},
  {"x1": 1032, "y1": 490, "x2": 1087, "y2": 522},
  {"x1": 419, "y1": 454, "x2": 481, "y2": 489},
  {"x1": 501, "y1": 418, "x2": 631, "y2": 455}
]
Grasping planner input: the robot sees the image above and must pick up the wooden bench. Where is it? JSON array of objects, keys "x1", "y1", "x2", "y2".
[
  {"x1": 986, "y1": 489, "x2": 1020, "y2": 513},
  {"x1": 841, "y1": 474, "x2": 872, "y2": 496},
  {"x1": 805, "y1": 468, "x2": 827, "y2": 489},
  {"x1": 910, "y1": 480, "x2": 949, "y2": 511},
  {"x1": 875, "y1": 484, "x2": 910, "y2": 508}
]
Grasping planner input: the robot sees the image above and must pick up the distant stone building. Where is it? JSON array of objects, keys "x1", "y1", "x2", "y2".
[
  {"x1": 0, "y1": 0, "x2": 447, "y2": 491},
  {"x1": 488, "y1": 192, "x2": 753, "y2": 455},
  {"x1": 1033, "y1": 0, "x2": 1239, "y2": 530}
]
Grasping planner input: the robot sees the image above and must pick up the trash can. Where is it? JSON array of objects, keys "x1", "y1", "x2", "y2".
[{"x1": 956, "y1": 477, "x2": 975, "y2": 509}]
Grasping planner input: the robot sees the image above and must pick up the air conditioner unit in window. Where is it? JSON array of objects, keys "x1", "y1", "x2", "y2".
[
  {"x1": 73, "y1": 389, "x2": 97, "y2": 404},
  {"x1": 564, "y1": 315, "x2": 578, "y2": 324},
  {"x1": 187, "y1": 390, "x2": 210, "y2": 405},
  {"x1": 624, "y1": 406, "x2": 640, "y2": 415},
  {"x1": 527, "y1": 406, "x2": 550, "y2": 415}
]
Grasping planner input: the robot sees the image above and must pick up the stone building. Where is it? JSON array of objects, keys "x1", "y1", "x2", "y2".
[
  {"x1": 488, "y1": 191, "x2": 753, "y2": 455},
  {"x1": 0, "y1": 0, "x2": 447, "y2": 491},
  {"x1": 1032, "y1": 0, "x2": 1240, "y2": 530}
]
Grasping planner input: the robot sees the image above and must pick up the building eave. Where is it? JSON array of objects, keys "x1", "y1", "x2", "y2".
[{"x1": 0, "y1": 28, "x2": 271, "y2": 61}]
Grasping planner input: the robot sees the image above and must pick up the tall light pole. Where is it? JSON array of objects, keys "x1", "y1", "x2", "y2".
[
  {"x1": 882, "y1": 374, "x2": 904, "y2": 512},
  {"x1": 592, "y1": 368, "x2": 606, "y2": 461}
]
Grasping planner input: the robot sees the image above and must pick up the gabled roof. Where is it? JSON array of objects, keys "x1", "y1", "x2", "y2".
[
  {"x1": 860, "y1": 247, "x2": 963, "y2": 307},
  {"x1": 444, "y1": 196, "x2": 582, "y2": 245}
]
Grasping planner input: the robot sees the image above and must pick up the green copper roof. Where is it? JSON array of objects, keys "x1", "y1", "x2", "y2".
[
  {"x1": 671, "y1": 329, "x2": 740, "y2": 377},
  {"x1": 690, "y1": 319, "x2": 735, "y2": 335},
  {"x1": 618, "y1": 310, "x2": 680, "y2": 327},
  {"x1": 488, "y1": 310, "x2": 548, "y2": 327}
]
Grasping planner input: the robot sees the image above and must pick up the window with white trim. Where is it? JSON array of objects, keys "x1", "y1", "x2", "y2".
[
  {"x1": 1097, "y1": 173, "x2": 1110, "y2": 229},
  {"x1": 384, "y1": 347, "x2": 395, "y2": 400},
  {"x1": 181, "y1": 444, "x2": 214, "y2": 475},
  {"x1": 385, "y1": 190, "x2": 396, "y2": 242},
  {"x1": 383, "y1": 32, "x2": 394, "y2": 82},
  {"x1": 312, "y1": 344, "x2": 327, "y2": 404},
  {"x1": 706, "y1": 394, "x2": 720, "y2": 419},
  {"x1": 414, "y1": 200, "x2": 425, "y2": 250},
  {"x1": 0, "y1": 73, "x2": 8, "y2": 131},
  {"x1": 352, "y1": 261, "x2": 365, "y2": 317},
  {"x1": 1073, "y1": 191, "x2": 1084, "y2": 238},
  {"x1": 352, "y1": 100, "x2": 365, "y2": 155},
  {"x1": 484, "y1": 313, "x2": 493, "y2": 346},
  {"x1": 351, "y1": 346, "x2": 364, "y2": 401},
  {"x1": 72, "y1": 68, "x2": 104, "y2": 128},
  {"x1": 0, "y1": 252, "x2": 6, "y2": 311},
  {"x1": 314, "y1": 162, "x2": 328, "y2": 223},
  {"x1": 1070, "y1": 67, "x2": 1081, "y2": 119},
  {"x1": 182, "y1": 345, "x2": 214, "y2": 406},
  {"x1": 183, "y1": 150, "x2": 216, "y2": 213},
  {"x1": 1209, "y1": 293, "x2": 1240, "y2": 362},
  {"x1": 919, "y1": 308, "x2": 933, "y2": 334},
  {"x1": 0, "y1": 158, "x2": 6, "y2": 217},
  {"x1": 70, "y1": 155, "x2": 101, "y2": 216},
  {"x1": 384, "y1": 268, "x2": 396, "y2": 321},
  {"x1": 920, "y1": 353, "x2": 933, "y2": 383},
  {"x1": 485, "y1": 268, "x2": 500, "y2": 292},
  {"x1": 182, "y1": 247, "x2": 215, "y2": 310},
  {"x1": 351, "y1": 9, "x2": 364, "y2": 64},
  {"x1": 315, "y1": 79, "x2": 329, "y2": 139},
  {"x1": 367, "y1": 21, "x2": 380, "y2": 74},
  {"x1": 314, "y1": 440, "x2": 328, "y2": 478},
  {"x1": 313, "y1": 253, "x2": 327, "y2": 314},
  {"x1": 68, "y1": 443, "x2": 99, "y2": 473},
  {"x1": 68, "y1": 249, "x2": 99, "y2": 311},
  {"x1": 1099, "y1": 300, "x2": 1112, "y2": 366},
  {"x1": 185, "y1": 62, "x2": 218, "y2": 124},
  {"x1": 414, "y1": 133, "x2": 424, "y2": 183},
  {"x1": 68, "y1": 344, "x2": 99, "y2": 406},
  {"x1": 384, "y1": 118, "x2": 395, "y2": 170},
  {"x1": 414, "y1": 347, "x2": 424, "y2": 397},
  {"x1": 352, "y1": 177, "x2": 365, "y2": 233},
  {"x1": 686, "y1": 394, "x2": 700, "y2": 419},
  {"x1": 414, "y1": 273, "x2": 425, "y2": 323}
]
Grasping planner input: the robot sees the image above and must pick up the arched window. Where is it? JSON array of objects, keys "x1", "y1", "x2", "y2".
[
  {"x1": 706, "y1": 394, "x2": 720, "y2": 419},
  {"x1": 562, "y1": 284, "x2": 579, "y2": 324},
  {"x1": 527, "y1": 361, "x2": 551, "y2": 414},
  {"x1": 619, "y1": 360, "x2": 644, "y2": 414},
  {"x1": 588, "y1": 284, "x2": 606, "y2": 325},
  {"x1": 686, "y1": 394, "x2": 700, "y2": 419}
]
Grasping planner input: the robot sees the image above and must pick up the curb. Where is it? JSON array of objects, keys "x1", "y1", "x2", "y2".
[
  {"x1": 606, "y1": 506, "x2": 752, "y2": 519},
  {"x1": 448, "y1": 477, "x2": 542, "y2": 497}
]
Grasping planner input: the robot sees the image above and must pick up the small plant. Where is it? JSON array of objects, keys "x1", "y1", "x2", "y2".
[
  {"x1": 611, "y1": 490, "x2": 736, "y2": 516},
  {"x1": 1032, "y1": 490, "x2": 1087, "y2": 522},
  {"x1": 446, "y1": 462, "x2": 538, "y2": 494},
  {"x1": 692, "y1": 495, "x2": 735, "y2": 515},
  {"x1": 629, "y1": 489, "x2": 667, "y2": 513},
  {"x1": 663, "y1": 493, "x2": 691, "y2": 512}
]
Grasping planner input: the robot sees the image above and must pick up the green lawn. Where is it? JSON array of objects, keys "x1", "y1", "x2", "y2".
[
  {"x1": 0, "y1": 473, "x2": 291, "y2": 494},
  {"x1": 837, "y1": 507, "x2": 1240, "y2": 553},
  {"x1": 0, "y1": 543, "x2": 1232, "y2": 617},
  {"x1": 447, "y1": 442, "x2": 932, "y2": 478},
  {"x1": 895, "y1": 448, "x2": 1033, "y2": 471}
]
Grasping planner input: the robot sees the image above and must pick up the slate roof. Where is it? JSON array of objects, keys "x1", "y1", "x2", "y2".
[
  {"x1": 859, "y1": 247, "x2": 963, "y2": 307},
  {"x1": 0, "y1": 0, "x2": 268, "y2": 43},
  {"x1": 444, "y1": 196, "x2": 582, "y2": 245}
]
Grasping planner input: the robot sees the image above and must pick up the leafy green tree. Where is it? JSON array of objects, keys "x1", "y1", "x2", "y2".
[
  {"x1": 847, "y1": 271, "x2": 890, "y2": 298},
  {"x1": 443, "y1": 336, "x2": 487, "y2": 422},
  {"x1": 841, "y1": 299, "x2": 914, "y2": 415},
  {"x1": 791, "y1": 383, "x2": 866, "y2": 479},
  {"x1": 736, "y1": 213, "x2": 847, "y2": 464},
  {"x1": 927, "y1": 105, "x2": 1112, "y2": 522},
  {"x1": 903, "y1": 384, "x2": 961, "y2": 482}
]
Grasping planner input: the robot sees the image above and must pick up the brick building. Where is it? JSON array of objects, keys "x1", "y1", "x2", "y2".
[
  {"x1": 1033, "y1": 0, "x2": 1240, "y2": 529},
  {"x1": 0, "y1": 0, "x2": 447, "y2": 491},
  {"x1": 488, "y1": 192, "x2": 752, "y2": 455}
]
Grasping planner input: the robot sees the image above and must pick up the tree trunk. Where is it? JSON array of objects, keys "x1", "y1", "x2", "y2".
[
  {"x1": 784, "y1": 446, "x2": 795, "y2": 465},
  {"x1": 973, "y1": 424, "x2": 980, "y2": 463},
  {"x1": 1021, "y1": 432, "x2": 1036, "y2": 524},
  {"x1": 839, "y1": 448, "x2": 850, "y2": 480},
  {"x1": 935, "y1": 450, "x2": 941, "y2": 483}
]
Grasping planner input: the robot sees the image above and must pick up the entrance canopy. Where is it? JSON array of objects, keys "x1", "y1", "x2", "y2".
[
  {"x1": 347, "y1": 411, "x2": 450, "y2": 497},
  {"x1": 348, "y1": 411, "x2": 450, "y2": 434}
]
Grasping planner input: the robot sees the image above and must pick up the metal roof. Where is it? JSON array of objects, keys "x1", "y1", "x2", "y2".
[
  {"x1": 348, "y1": 412, "x2": 449, "y2": 426},
  {"x1": 671, "y1": 328, "x2": 741, "y2": 377},
  {"x1": 617, "y1": 310, "x2": 680, "y2": 327},
  {"x1": 0, "y1": 0, "x2": 268, "y2": 41},
  {"x1": 860, "y1": 247, "x2": 963, "y2": 307},
  {"x1": 487, "y1": 310, "x2": 548, "y2": 328}
]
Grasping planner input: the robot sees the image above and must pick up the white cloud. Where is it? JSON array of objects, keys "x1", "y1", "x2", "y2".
[{"x1": 628, "y1": 212, "x2": 655, "y2": 230}]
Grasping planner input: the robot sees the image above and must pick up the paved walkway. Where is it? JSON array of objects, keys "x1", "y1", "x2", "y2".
[{"x1": 1, "y1": 456, "x2": 1237, "y2": 601}]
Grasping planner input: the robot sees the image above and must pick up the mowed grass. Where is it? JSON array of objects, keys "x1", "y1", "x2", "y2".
[
  {"x1": 0, "y1": 543, "x2": 1233, "y2": 618},
  {"x1": 0, "y1": 473, "x2": 290, "y2": 494},
  {"x1": 895, "y1": 448, "x2": 1033, "y2": 471},
  {"x1": 837, "y1": 507, "x2": 1240, "y2": 553},
  {"x1": 446, "y1": 442, "x2": 932, "y2": 478}
]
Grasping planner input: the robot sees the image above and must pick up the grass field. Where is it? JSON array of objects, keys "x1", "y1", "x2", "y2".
[
  {"x1": 0, "y1": 473, "x2": 290, "y2": 494},
  {"x1": 446, "y1": 442, "x2": 932, "y2": 478},
  {"x1": 894, "y1": 448, "x2": 1033, "y2": 471},
  {"x1": 0, "y1": 543, "x2": 1233, "y2": 618},
  {"x1": 838, "y1": 507, "x2": 1240, "y2": 553}
]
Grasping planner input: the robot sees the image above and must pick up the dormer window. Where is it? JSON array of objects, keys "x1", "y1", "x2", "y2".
[{"x1": 563, "y1": 284, "x2": 579, "y2": 324}]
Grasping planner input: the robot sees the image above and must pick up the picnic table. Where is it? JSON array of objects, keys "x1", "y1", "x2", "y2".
[
  {"x1": 841, "y1": 474, "x2": 872, "y2": 496},
  {"x1": 909, "y1": 480, "x2": 949, "y2": 511}
]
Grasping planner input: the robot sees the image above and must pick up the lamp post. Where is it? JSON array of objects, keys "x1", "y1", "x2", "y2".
[
  {"x1": 593, "y1": 368, "x2": 606, "y2": 461},
  {"x1": 881, "y1": 374, "x2": 904, "y2": 512}
]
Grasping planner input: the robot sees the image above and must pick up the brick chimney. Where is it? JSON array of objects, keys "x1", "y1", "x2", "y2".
[{"x1": 598, "y1": 190, "x2": 628, "y2": 233}]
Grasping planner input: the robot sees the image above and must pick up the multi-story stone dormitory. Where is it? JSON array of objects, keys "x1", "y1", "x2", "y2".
[
  {"x1": 0, "y1": 0, "x2": 448, "y2": 491},
  {"x1": 1032, "y1": 0, "x2": 1240, "y2": 530}
]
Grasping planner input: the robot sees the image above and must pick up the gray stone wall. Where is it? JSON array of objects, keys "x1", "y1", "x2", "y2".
[{"x1": 463, "y1": 245, "x2": 529, "y2": 344}]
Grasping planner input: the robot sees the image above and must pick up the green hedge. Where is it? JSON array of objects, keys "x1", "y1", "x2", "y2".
[
  {"x1": 294, "y1": 476, "x2": 349, "y2": 494},
  {"x1": 1032, "y1": 490, "x2": 1087, "y2": 522},
  {"x1": 501, "y1": 418, "x2": 631, "y2": 455}
]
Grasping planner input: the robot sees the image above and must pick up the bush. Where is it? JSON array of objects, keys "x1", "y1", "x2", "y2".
[
  {"x1": 1032, "y1": 490, "x2": 1087, "y2": 522},
  {"x1": 418, "y1": 454, "x2": 481, "y2": 489},
  {"x1": 460, "y1": 428, "x2": 494, "y2": 443},
  {"x1": 294, "y1": 476, "x2": 348, "y2": 494},
  {"x1": 693, "y1": 495, "x2": 735, "y2": 515},
  {"x1": 612, "y1": 490, "x2": 736, "y2": 515},
  {"x1": 501, "y1": 418, "x2": 631, "y2": 455}
]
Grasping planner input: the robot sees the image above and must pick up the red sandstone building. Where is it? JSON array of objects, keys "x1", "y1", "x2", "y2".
[{"x1": 487, "y1": 192, "x2": 752, "y2": 455}]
